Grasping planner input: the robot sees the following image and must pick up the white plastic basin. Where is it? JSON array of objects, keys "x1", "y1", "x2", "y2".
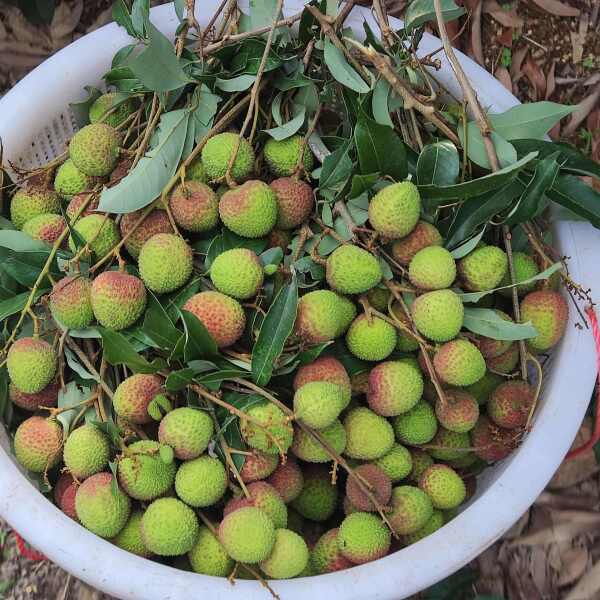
[{"x1": 1, "y1": 2, "x2": 599, "y2": 599}]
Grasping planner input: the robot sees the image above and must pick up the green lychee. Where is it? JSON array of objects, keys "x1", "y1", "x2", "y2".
[
  {"x1": 337, "y1": 512, "x2": 391, "y2": 564},
  {"x1": 240, "y1": 451, "x2": 279, "y2": 483},
  {"x1": 433, "y1": 339, "x2": 486, "y2": 386},
  {"x1": 409, "y1": 246, "x2": 456, "y2": 290},
  {"x1": 311, "y1": 528, "x2": 353, "y2": 574},
  {"x1": 7, "y1": 337, "x2": 57, "y2": 394},
  {"x1": 168, "y1": 181, "x2": 218, "y2": 232},
  {"x1": 113, "y1": 374, "x2": 163, "y2": 424},
  {"x1": 175, "y1": 455, "x2": 227, "y2": 507},
  {"x1": 367, "y1": 287, "x2": 392, "y2": 311},
  {"x1": 458, "y1": 245, "x2": 508, "y2": 291},
  {"x1": 391, "y1": 220, "x2": 443, "y2": 265},
  {"x1": 22, "y1": 213, "x2": 65, "y2": 245},
  {"x1": 270, "y1": 177, "x2": 314, "y2": 229},
  {"x1": 335, "y1": 294, "x2": 358, "y2": 336},
  {"x1": 367, "y1": 360, "x2": 424, "y2": 417},
  {"x1": 428, "y1": 427, "x2": 470, "y2": 461},
  {"x1": 158, "y1": 407, "x2": 213, "y2": 460},
  {"x1": 9, "y1": 381, "x2": 58, "y2": 412},
  {"x1": 389, "y1": 302, "x2": 420, "y2": 352},
  {"x1": 218, "y1": 506, "x2": 275, "y2": 563},
  {"x1": 63, "y1": 424, "x2": 110, "y2": 479},
  {"x1": 291, "y1": 420, "x2": 347, "y2": 463},
  {"x1": 408, "y1": 449, "x2": 434, "y2": 482},
  {"x1": 326, "y1": 245, "x2": 382, "y2": 295},
  {"x1": 294, "y1": 381, "x2": 345, "y2": 429},
  {"x1": 487, "y1": 381, "x2": 535, "y2": 429},
  {"x1": 267, "y1": 459, "x2": 304, "y2": 504},
  {"x1": 54, "y1": 159, "x2": 96, "y2": 198},
  {"x1": 499, "y1": 252, "x2": 539, "y2": 296},
  {"x1": 520, "y1": 290, "x2": 568, "y2": 352},
  {"x1": 435, "y1": 390, "x2": 479, "y2": 433},
  {"x1": 465, "y1": 371, "x2": 504, "y2": 404},
  {"x1": 14, "y1": 416, "x2": 62, "y2": 473},
  {"x1": 264, "y1": 135, "x2": 314, "y2": 177},
  {"x1": 188, "y1": 525, "x2": 234, "y2": 576},
  {"x1": 346, "y1": 464, "x2": 392, "y2": 512},
  {"x1": 343, "y1": 407, "x2": 394, "y2": 460},
  {"x1": 240, "y1": 402, "x2": 292, "y2": 455},
  {"x1": 368, "y1": 181, "x2": 421, "y2": 239},
  {"x1": 224, "y1": 481, "x2": 287, "y2": 529},
  {"x1": 10, "y1": 187, "x2": 61, "y2": 230},
  {"x1": 374, "y1": 443, "x2": 413, "y2": 482},
  {"x1": 419, "y1": 464, "x2": 466, "y2": 509},
  {"x1": 294, "y1": 356, "x2": 351, "y2": 408},
  {"x1": 69, "y1": 123, "x2": 120, "y2": 177},
  {"x1": 50, "y1": 275, "x2": 94, "y2": 329},
  {"x1": 294, "y1": 290, "x2": 349, "y2": 344},
  {"x1": 69, "y1": 214, "x2": 120, "y2": 261},
  {"x1": 186, "y1": 156, "x2": 208, "y2": 183},
  {"x1": 210, "y1": 248, "x2": 264, "y2": 299},
  {"x1": 291, "y1": 467, "x2": 338, "y2": 521},
  {"x1": 388, "y1": 485, "x2": 433, "y2": 535},
  {"x1": 393, "y1": 400, "x2": 438, "y2": 445},
  {"x1": 400, "y1": 509, "x2": 444, "y2": 546},
  {"x1": 201, "y1": 133, "x2": 255, "y2": 182},
  {"x1": 111, "y1": 510, "x2": 152, "y2": 558},
  {"x1": 346, "y1": 314, "x2": 397, "y2": 361},
  {"x1": 89, "y1": 92, "x2": 136, "y2": 128},
  {"x1": 411, "y1": 289, "x2": 464, "y2": 342},
  {"x1": 119, "y1": 209, "x2": 173, "y2": 259}
]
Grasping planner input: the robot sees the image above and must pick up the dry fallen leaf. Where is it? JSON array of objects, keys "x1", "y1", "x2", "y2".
[
  {"x1": 528, "y1": 0, "x2": 580, "y2": 17},
  {"x1": 510, "y1": 46, "x2": 529, "y2": 82},
  {"x1": 510, "y1": 512, "x2": 600, "y2": 546},
  {"x1": 536, "y1": 490, "x2": 599, "y2": 511},
  {"x1": 471, "y1": 0, "x2": 484, "y2": 66},
  {"x1": 565, "y1": 560, "x2": 600, "y2": 600},
  {"x1": 522, "y1": 56, "x2": 546, "y2": 100},
  {"x1": 494, "y1": 66, "x2": 513, "y2": 92},
  {"x1": 50, "y1": 1, "x2": 84, "y2": 40},
  {"x1": 545, "y1": 60, "x2": 556, "y2": 100},
  {"x1": 563, "y1": 83, "x2": 600, "y2": 137},
  {"x1": 570, "y1": 12, "x2": 589, "y2": 65},
  {"x1": 558, "y1": 546, "x2": 590, "y2": 587},
  {"x1": 483, "y1": 0, "x2": 524, "y2": 27}
]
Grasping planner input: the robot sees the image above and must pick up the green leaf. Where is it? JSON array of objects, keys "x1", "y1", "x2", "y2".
[
  {"x1": 450, "y1": 226, "x2": 486, "y2": 259},
  {"x1": 259, "y1": 247, "x2": 284, "y2": 267},
  {"x1": 405, "y1": 0, "x2": 465, "y2": 32},
  {"x1": 196, "y1": 368, "x2": 249, "y2": 390},
  {"x1": 215, "y1": 74, "x2": 256, "y2": 92},
  {"x1": 0, "y1": 288, "x2": 48, "y2": 322},
  {"x1": 319, "y1": 139, "x2": 353, "y2": 195},
  {"x1": 0, "y1": 230, "x2": 52, "y2": 252},
  {"x1": 350, "y1": 173, "x2": 379, "y2": 198},
  {"x1": 264, "y1": 104, "x2": 306, "y2": 140},
  {"x1": 99, "y1": 328, "x2": 166, "y2": 373},
  {"x1": 174, "y1": 0, "x2": 186, "y2": 20},
  {"x1": 69, "y1": 86, "x2": 102, "y2": 128},
  {"x1": 463, "y1": 308, "x2": 538, "y2": 340},
  {"x1": 323, "y1": 39, "x2": 370, "y2": 94},
  {"x1": 112, "y1": 0, "x2": 137, "y2": 37},
  {"x1": 252, "y1": 273, "x2": 298, "y2": 386},
  {"x1": 180, "y1": 309, "x2": 218, "y2": 361},
  {"x1": 131, "y1": 0, "x2": 150, "y2": 37},
  {"x1": 57, "y1": 382, "x2": 91, "y2": 434},
  {"x1": 190, "y1": 85, "x2": 220, "y2": 142},
  {"x1": 372, "y1": 78, "x2": 393, "y2": 127},
  {"x1": 547, "y1": 174, "x2": 600, "y2": 228},
  {"x1": 417, "y1": 141, "x2": 459, "y2": 186},
  {"x1": 142, "y1": 293, "x2": 182, "y2": 352},
  {"x1": 247, "y1": 0, "x2": 282, "y2": 30},
  {"x1": 458, "y1": 122, "x2": 517, "y2": 170}
]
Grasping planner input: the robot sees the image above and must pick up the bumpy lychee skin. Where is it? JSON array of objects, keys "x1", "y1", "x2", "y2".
[
  {"x1": 471, "y1": 416, "x2": 514, "y2": 462},
  {"x1": 111, "y1": 510, "x2": 153, "y2": 558},
  {"x1": 119, "y1": 209, "x2": 173, "y2": 259},
  {"x1": 291, "y1": 467, "x2": 338, "y2": 521},
  {"x1": 54, "y1": 473, "x2": 79, "y2": 521},
  {"x1": 486, "y1": 343, "x2": 519, "y2": 374},
  {"x1": 22, "y1": 213, "x2": 66, "y2": 244},
  {"x1": 425, "y1": 427, "x2": 468, "y2": 461},
  {"x1": 419, "y1": 464, "x2": 466, "y2": 509},
  {"x1": 113, "y1": 374, "x2": 163, "y2": 424},
  {"x1": 141, "y1": 497, "x2": 199, "y2": 556},
  {"x1": 64, "y1": 424, "x2": 110, "y2": 479},
  {"x1": 412, "y1": 289, "x2": 464, "y2": 343},
  {"x1": 66, "y1": 193, "x2": 99, "y2": 222},
  {"x1": 434, "y1": 339, "x2": 486, "y2": 387},
  {"x1": 50, "y1": 276, "x2": 94, "y2": 329},
  {"x1": 169, "y1": 181, "x2": 219, "y2": 232},
  {"x1": 158, "y1": 407, "x2": 213, "y2": 460},
  {"x1": 75, "y1": 473, "x2": 131, "y2": 538},
  {"x1": 270, "y1": 177, "x2": 314, "y2": 229},
  {"x1": 520, "y1": 290, "x2": 568, "y2": 352},
  {"x1": 210, "y1": 248, "x2": 264, "y2": 299},
  {"x1": 465, "y1": 371, "x2": 503, "y2": 405},
  {"x1": 459, "y1": 245, "x2": 508, "y2": 291},
  {"x1": 488, "y1": 381, "x2": 535, "y2": 429},
  {"x1": 311, "y1": 528, "x2": 353, "y2": 574},
  {"x1": 264, "y1": 135, "x2": 314, "y2": 177},
  {"x1": 294, "y1": 290, "x2": 348, "y2": 344},
  {"x1": 267, "y1": 459, "x2": 304, "y2": 503},
  {"x1": 89, "y1": 92, "x2": 136, "y2": 128},
  {"x1": 224, "y1": 481, "x2": 287, "y2": 528},
  {"x1": 14, "y1": 416, "x2": 62, "y2": 473},
  {"x1": 201, "y1": 132, "x2": 255, "y2": 182},
  {"x1": 368, "y1": 181, "x2": 421, "y2": 239},
  {"x1": 338, "y1": 512, "x2": 391, "y2": 565},
  {"x1": 389, "y1": 302, "x2": 420, "y2": 352},
  {"x1": 346, "y1": 315, "x2": 397, "y2": 361},
  {"x1": 240, "y1": 451, "x2": 279, "y2": 483},
  {"x1": 69, "y1": 123, "x2": 120, "y2": 177},
  {"x1": 240, "y1": 403, "x2": 293, "y2": 455},
  {"x1": 477, "y1": 310, "x2": 513, "y2": 358},
  {"x1": 294, "y1": 356, "x2": 351, "y2": 408},
  {"x1": 294, "y1": 381, "x2": 345, "y2": 429},
  {"x1": 375, "y1": 444, "x2": 413, "y2": 482},
  {"x1": 91, "y1": 271, "x2": 147, "y2": 331},
  {"x1": 10, "y1": 187, "x2": 62, "y2": 230},
  {"x1": 291, "y1": 420, "x2": 346, "y2": 463},
  {"x1": 268, "y1": 228, "x2": 291, "y2": 251},
  {"x1": 8, "y1": 337, "x2": 57, "y2": 394},
  {"x1": 69, "y1": 214, "x2": 120, "y2": 261},
  {"x1": 346, "y1": 464, "x2": 392, "y2": 512},
  {"x1": 326, "y1": 245, "x2": 382, "y2": 295},
  {"x1": 401, "y1": 510, "x2": 445, "y2": 546},
  {"x1": 175, "y1": 455, "x2": 227, "y2": 508},
  {"x1": 388, "y1": 485, "x2": 433, "y2": 535},
  {"x1": 393, "y1": 401, "x2": 438, "y2": 445},
  {"x1": 408, "y1": 449, "x2": 434, "y2": 483},
  {"x1": 409, "y1": 246, "x2": 456, "y2": 290},
  {"x1": 219, "y1": 180, "x2": 277, "y2": 238},
  {"x1": 367, "y1": 360, "x2": 424, "y2": 417},
  {"x1": 54, "y1": 159, "x2": 95, "y2": 199},
  {"x1": 118, "y1": 440, "x2": 177, "y2": 501},
  {"x1": 499, "y1": 252, "x2": 539, "y2": 296},
  {"x1": 188, "y1": 526, "x2": 234, "y2": 577},
  {"x1": 182, "y1": 291, "x2": 246, "y2": 348},
  {"x1": 219, "y1": 506, "x2": 276, "y2": 563},
  {"x1": 138, "y1": 233, "x2": 193, "y2": 294},
  {"x1": 391, "y1": 221, "x2": 443, "y2": 265},
  {"x1": 344, "y1": 407, "x2": 394, "y2": 460},
  {"x1": 367, "y1": 287, "x2": 391, "y2": 311},
  {"x1": 336, "y1": 295, "x2": 358, "y2": 335},
  {"x1": 185, "y1": 155, "x2": 208, "y2": 183},
  {"x1": 435, "y1": 390, "x2": 479, "y2": 433},
  {"x1": 9, "y1": 381, "x2": 58, "y2": 412}
]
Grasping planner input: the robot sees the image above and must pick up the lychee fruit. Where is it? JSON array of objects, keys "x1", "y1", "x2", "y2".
[
  {"x1": 63, "y1": 424, "x2": 110, "y2": 479},
  {"x1": 294, "y1": 290, "x2": 349, "y2": 344},
  {"x1": 486, "y1": 343, "x2": 519, "y2": 374},
  {"x1": 409, "y1": 246, "x2": 456, "y2": 290},
  {"x1": 260, "y1": 528, "x2": 309, "y2": 579},
  {"x1": 400, "y1": 509, "x2": 444, "y2": 546},
  {"x1": 411, "y1": 289, "x2": 464, "y2": 342},
  {"x1": 367, "y1": 360, "x2": 424, "y2": 417},
  {"x1": 270, "y1": 177, "x2": 314, "y2": 229},
  {"x1": 10, "y1": 187, "x2": 61, "y2": 230},
  {"x1": 344, "y1": 407, "x2": 394, "y2": 460},
  {"x1": 391, "y1": 220, "x2": 443, "y2": 265},
  {"x1": 428, "y1": 427, "x2": 470, "y2": 461},
  {"x1": 69, "y1": 123, "x2": 120, "y2": 177},
  {"x1": 9, "y1": 380, "x2": 59, "y2": 412},
  {"x1": 499, "y1": 252, "x2": 539, "y2": 296},
  {"x1": 239, "y1": 402, "x2": 292, "y2": 455},
  {"x1": 291, "y1": 466, "x2": 338, "y2": 521},
  {"x1": 337, "y1": 512, "x2": 391, "y2": 565},
  {"x1": 91, "y1": 271, "x2": 146, "y2": 331},
  {"x1": 54, "y1": 473, "x2": 79, "y2": 521},
  {"x1": 66, "y1": 193, "x2": 99, "y2": 222},
  {"x1": 387, "y1": 485, "x2": 433, "y2": 535},
  {"x1": 201, "y1": 132, "x2": 255, "y2": 182},
  {"x1": 433, "y1": 339, "x2": 486, "y2": 386},
  {"x1": 7, "y1": 337, "x2": 57, "y2": 394},
  {"x1": 471, "y1": 416, "x2": 515, "y2": 462},
  {"x1": 326, "y1": 244, "x2": 382, "y2": 295},
  {"x1": 113, "y1": 374, "x2": 163, "y2": 424},
  {"x1": 50, "y1": 275, "x2": 94, "y2": 329},
  {"x1": 487, "y1": 381, "x2": 535, "y2": 429},
  {"x1": 465, "y1": 371, "x2": 503, "y2": 404},
  {"x1": 366, "y1": 286, "x2": 392, "y2": 311},
  {"x1": 374, "y1": 443, "x2": 413, "y2": 482},
  {"x1": 294, "y1": 381, "x2": 345, "y2": 429},
  {"x1": 54, "y1": 159, "x2": 96, "y2": 199},
  {"x1": 291, "y1": 420, "x2": 346, "y2": 463},
  {"x1": 175, "y1": 454, "x2": 227, "y2": 507},
  {"x1": 158, "y1": 407, "x2": 214, "y2": 460},
  {"x1": 310, "y1": 528, "x2": 353, "y2": 574},
  {"x1": 520, "y1": 289, "x2": 568, "y2": 352},
  {"x1": 210, "y1": 248, "x2": 264, "y2": 299},
  {"x1": 169, "y1": 181, "x2": 219, "y2": 232},
  {"x1": 188, "y1": 525, "x2": 234, "y2": 576},
  {"x1": 240, "y1": 451, "x2": 279, "y2": 483},
  {"x1": 22, "y1": 214, "x2": 66, "y2": 245},
  {"x1": 224, "y1": 481, "x2": 287, "y2": 528},
  {"x1": 119, "y1": 209, "x2": 173, "y2": 259},
  {"x1": 458, "y1": 245, "x2": 508, "y2": 291},
  {"x1": 267, "y1": 459, "x2": 304, "y2": 503},
  {"x1": 14, "y1": 416, "x2": 62, "y2": 473},
  {"x1": 89, "y1": 92, "x2": 136, "y2": 128},
  {"x1": 111, "y1": 510, "x2": 153, "y2": 558},
  {"x1": 477, "y1": 310, "x2": 514, "y2": 358},
  {"x1": 419, "y1": 464, "x2": 466, "y2": 509},
  {"x1": 435, "y1": 390, "x2": 479, "y2": 433},
  {"x1": 185, "y1": 156, "x2": 207, "y2": 183},
  {"x1": 69, "y1": 214, "x2": 120, "y2": 260},
  {"x1": 393, "y1": 400, "x2": 438, "y2": 445},
  {"x1": 368, "y1": 181, "x2": 421, "y2": 239},
  {"x1": 219, "y1": 506, "x2": 276, "y2": 564},
  {"x1": 408, "y1": 449, "x2": 434, "y2": 482},
  {"x1": 346, "y1": 464, "x2": 392, "y2": 512},
  {"x1": 264, "y1": 135, "x2": 314, "y2": 177},
  {"x1": 293, "y1": 356, "x2": 351, "y2": 408},
  {"x1": 346, "y1": 314, "x2": 397, "y2": 361}
]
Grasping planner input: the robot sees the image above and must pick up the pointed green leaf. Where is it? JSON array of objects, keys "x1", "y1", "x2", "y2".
[
  {"x1": 417, "y1": 141, "x2": 459, "y2": 186},
  {"x1": 547, "y1": 174, "x2": 600, "y2": 228},
  {"x1": 324, "y1": 39, "x2": 370, "y2": 94},
  {"x1": 405, "y1": 0, "x2": 465, "y2": 32},
  {"x1": 463, "y1": 307, "x2": 538, "y2": 340}
]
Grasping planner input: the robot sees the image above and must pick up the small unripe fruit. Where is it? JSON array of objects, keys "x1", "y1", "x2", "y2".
[
  {"x1": 119, "y1": 209, "x2": 173, "y2": 259},
  {"x1": 291, "y1": 420, "x2": 346, "y2": 463},
  {"x1": 401, "y1": 509, "x2": 445, "y2": 546},
  {"x1": 375, "y1": 443, "x2": 413, "y2": 482},
  {"x1": 264, "y1": 135, "x2": 314, "y2": 177},
  {"x1": 89, "y1": 92, "x2": 136, "y2": 128},
  {"x1": 458, "y1": 246, "x2": 508, "y2": 291},
  {"x1": 10, "y1": 187, "x2": 61, "y2": 230},
  {"x1": 435, "y1": 390, "x2": 479, "y2": 433},
  {"x1": 7, "y1": 337, "x2": 57, "y2": 394},
  {"x1": 368, "y1": 181, "x2": 420, "y2": 239},
  {"x1": 471, "y1": 416, "x2": 514, "y2": 462},
  {"x1": 293, "y1": 356, "x2": 351, "y2": 408},
  {"x1": 158, "y1": 407, "x2": 214, "y2": 460},
  {"x1": 9, "y1": 381, "x2": 58, "y2": 412},
  {"x1": 291, "y1": 467, "x2": 338, "y2": 522},
  {"x1": 393, "y1": 401, "x2": 438, "y2": 445},
  {"x1": 224, "y1": 481, "x2": 287, "y2": 528},
  {"x1": 367, "y1": 286, "x2": 392, "y2": 311},
  {"x1": 337, "y1": 512, "x2": 391, "y2": 564},
  {"x1": 346, "y1": 314, "x2": 397, "y2": 361},
  {"x1": 488, "y1": 381, "x2": 535, "y2": 429},
  {"x1": 294, "y1": 381, "x2": 345, "y2": 429},
  {"x1": 367, "y1": 360, "x2": 424, "y2": 417},
  {"x1": 409, "y1": 246, "x2": 456, "y2": 290},
  {"x1": 69, "y1": 214, "x2": 120, "y2": 261},
  {"x1": 169, "y1": 181, "x2": 219, "y2": 232},
  {"x1": 66, "y1": 193, "x2": 98, "y2": 221},
  {"x1": 111, "y1": 510, "x2": 153, "y2": 558},
  {"x1": 64, "y1": 424, "x2": 110, "y2": 479},
  {"x1": 346, "y1": 464, "x2": 392, "y2": 511},
  {"x1": 408, "y1": 449, "x2": 434, "y2": 483},
  {"x1": 486, "y1": 343, "x2": 519, "y2": 374},
  {"x1": 113, "y1": 374, "x2": 163, "y2": 424},
  {"x1": 240, "y1": 402, "x2": 292, "y2": 455},
  {"x1": 344, "y1": 407, "x2": 394, "y2": 460},
  {"x1": 22, "y1": 214, "x2": 66, "y2": 245},
  {"x1": 391, "y1": 221, "x2": 443, "y2": 265},
  {"x1": 210, "y1": 248, "x2": 264, "y2": 299},
  {"x1": 240, "y1": 451, "x2": 279, "y2": 483},
  {"x1": 50, "y1": 276, "x2": 94, "y2": 329},
  {"x1": 218, "y1": 506, "x2": 275, "y2": 563},
  {"x1": 499, "y1": 252, "x2": 539, "y2": 296},
  {"x1": 188, "y1": 526, "x2": 234, "y2": 576},
  {"x1": 294, "y1": 290, "x2": 349, "y2": 344},
  {"x1": 91, "y1": 271, "x2": 146, "y2": 331},
  {"x1": 69, "y1": 123, "x2": 120, "y2": 177},
  {"x1": 433, "y1": 339, "x2": 486, "y2": 386},
  {"x1": 54, "y1": 473, "x2": 78, "y2": 521},
  {"x1": 267, "y1": 459, "x2": 304, "y2": 503},
  {"x1": 54, "y1": 159, "x2": 96, "y2": 198},
  {"x1": 520, "y1": 290, "x2": 568, "y2": 352},
  {"x1": 14, "y1": 416, "x2": 62, "y2": 473},
  {"x1": 201, "y1": 132, "x2": 255, "y2": 182},
  {"x1": 326, "y1": 245, "x2": 382, "y2": 295},
  {"x1": 311, "y1": 528, "x2": 353, "y2": 574},
  {"x1": 477, "y1": 310, "x2": 513, "y2": 358},
  {"x1": 270, "y1": 177, "x2": 314, "y2": 229},
  {"x1": 419, "y1": 464, "x2": 466, "y2": 509},
  {"x1": 388, "y1": 485, "x2": 433, "y2": 535},
  {"x1": 429, "y1": 428, "x2": 470, "y2": 461},
  {"x1": 175, "y1": 455, "x2": 227, "y2": 507},
  {"x1": 411, "y1": 289, "x2": 464, "y2": 342}
]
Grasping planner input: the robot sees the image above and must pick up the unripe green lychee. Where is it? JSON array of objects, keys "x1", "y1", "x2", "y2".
[
  {"x1": 175, "y1": 455, "x2": 227, "y2": 507},
  {"x1": 291, "y1": 420, "x2": 346, "y2": 463},
  {"x1": 499, "y1": 252, "x2": 539, "y2": 296},
  {"x1": 218, "y1": 506, "x2": 275, "y2": 563},
  {"x1": 113, "y1": 374, "x2": 163, "y2": 424},
  {"x1": 224, "y1": 481, "x2": 287, "y2": 528},
  {"x1": 388, "y1": 485, "x2": 433, "y2": 535},
  {"x1": 240, "y1": 451, "x2": 279, "y2": 483},
  {"x1": 391, "y1": 220, "x2": 443, "y2": 265},
  {"x1": 111, "y1": 510, "x2": 152, "y2": 558},
  {"x1": 520, "y1": 289, "x2": 568, "y2": 352},
  {"x1": 389, "y1": 302, "x2": 420, "y2": 352},
  {"x1": 368, "y1": 181, "x2": 420, "y2": 239},
  {"x1": 294, "y1": 290, "x2": 348, "y2": 344},
  {"x1": 264, "y1": 135, "x2": 314, "y2": 177},
  {"x1": 335, "y1": 294, "x2": 357, "y2": 335},
  {"x1": 141, "y1": 497, "x2": 199, "y2": 556},
  {"x1": 434, "y1": 339, "x2": 486, "y2": 386},
  {"x1": 69, "y1": 214, "x2": 120, "y2": 261},
  {"x1": 486, "y1": 343, "x2": 519, "y2": 374},
  {"x1": 64, "y1": 424, "x2": 110, "y2": 479},
  {"x1": 69, "y1": 123, "x2": 120, "y2": 177},
  {"x1": 344, "y1": 407, "x2": 394, "y2": 460},
  {"x1": 54, "y1": 159, "x2": 96, "y2": 198},
  {"x1": 50, "y1": 276, "x2": 94, "y2": 329},
  {"x1": 477, "y1": 310, "x2": 513, "y2": 358},
  {"x1": 8, "y1": 337, "x2": 57, "y2": 394},
  {"x1": 326, "y1": 245, "x2": 382, "y2": 295},
  {"x1": 75, "y1": 472, "x2": 131, "y2": 538},
  {"x1": 169, "y1": 181, "x2": 218, "y2": 232},
  {"x1": 458, "y1": 245, "x2": 508, "y2": 291},
  {"x1": 311, "y1": 528, "x2": 353, "y2": 574},
  {"x1": 219, "y1": 180, "x2": 277, "y2": 238},
  {"x1": 367, "y1": 360, "x2": 424, "y2": 417},
  {"x1": 419, "y1": 464, "x2": 466, "y2": 509},
  {"x1": 294, "y1": 381, "x2": 345, "y2": 429},
  {"x1": 408, "y1": 449, "x2": 434, "y2": 482},
  {"x1": 346, "y1": 464, "x2": 392, "y2": 512},
  {"x1": 158, "y1": 407, "x2": 213, "y2": 460},
  {"x1": 54, "y1": 473, "x2": 78, "y2": 521},
  {"x1": 465, "y1": 371, "x2": 503, "y2": 404},
  {"x1": 294, "y1": 356, "x2": 351, "y2": 409},
  {"x1": 14, "y1": 416, "x2": 62, "y2": 473},
  {"x1": 89, "y1": 93, "x2": 136, "y2": 128},
  {"x1": 91, "y1": 271, "x2": 146, "y2": 331},
  {"x1": 138, "y1": 233, "x2": 193, "y2": 293},
  {"x1": 338, "y1": 512, "x2": 391, "y2": 564},
  {"x1": 210, "y1": 248, "x2": 264, "y2": 299},
  {"x1": 375, "y1": 443, "x2": 413, "y2": 483},
  {"x1": 119, "y1": 209, "x2": 173, "y2": 259},
  {"x1": 201, "y1": 133, "x2": 255, "y2": 182},
  {"x1": 9, "y1": 381, "x2": 58, "y2": 412},
  {"x1": 267, "y1": 459, "x2": 304, "y2": 503},
  {"x1": 118, "y1": 440, "x2": 176, "y2": 501},
  {"x1": 488, "y1": 381, "x2": 535, "y2": 429},
  {"x1": 182, "y1": 291, "x2": 245, "y2": 348},
  {"x1": 186, "y1": 156, "x2": 208, "y2": 183},
  {"x1": 435, "y1": 390, "x2": 479, "y2": 433},
  {"x1": 346, "y1": 314, "x2": 397, "y2": 362},
  {"x1": 393, "y1": 401, "x2": 438, "y2": 445},
  {"x1": 10, "y1": 187, "x2": 61, "y2": 230},
  {"x1": 22, "y1": 213, "x2": 66, "y2": 245},
  {"x1": 429, "y1": 427, "x2": 470, "y2": 461},
  {"x1": 291, "y1": 467, "x2": 338, "y2": 521},
  {"x1": 411, "y1": 289, "x2": 464, "y2": 342},
  {"x1": 367, "y1": 287, "x2": 392, "y2": 311},
  {"x1": 270, "y1": 177, "x2": 314, "y2": 229},
  {"x1": 471, "y1": 415, "x2": 514, "y2": 462},
  {"x1": 409, "y1": 246, "x2": 456, "y2": 290},
  {"x1": 401, "y1": 509, "x2": 444, "y2": 546},
  {"x1": 240, "y1": 402, "x2": 292, "y2": 455},
  {"x1": 188, "y1": 525, "x2": 234, "y2": 576},
  {"x1": 66, "y1": 193, "x2": 98, "y2": 222}
]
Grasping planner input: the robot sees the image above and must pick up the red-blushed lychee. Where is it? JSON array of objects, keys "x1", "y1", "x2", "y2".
[
  {"x1": 310, "y1": 528, "x2": 353, "y2": 574},
  {"x1": 22, "y1": 214, "x2": 66, "y2": 245},
  {"x1": 294, "y1": 290, "x2": 348, "y2": 344},
  {"x1": 241, "y1": 403, "x2": 293, "y2": 456},
  {"x1": 346, "y1": 464, "x2": 392, "y2": 512},
  {"x1": 435, "y1": 390, "x2": 479, "y2": 433},
  {"x1": 419, "y1": 464, "x2": 466, "y2": 509},
  {"x1": 54, "y1": 472, "x2": 79, "y2": 521},
  {"x1": 168, "y1": 181, "x2": 219, "y2": 232},
  {"x1": 270, "y1": 177, "x2": 314, "y2": 229},
  {"x1": 391, "y1": 221, "x2": 443, "y2": 265},
  {"x1": 108, "y1": 158, "x2": 133, "y2": 186},
  {"x1": 66, "y1": 193, "x2": 99, "y2": 221},
  {"x1": 91, "y1": 271, "x2": 147, "y2": 331},
  {"x1": 182, "y1": 291, "x2": 245, "y2": 348},
  {"x1": 488, "y1": 381, "x2": 535, "y2": 429},
  {"x1": 267, "y1": 459, "x2": 304, "y2": 504},
  {"x1": 337, "y1": 512, "x2": 391, "y2": 564},
  {"x1": 471, "y1": 416, "x2": 515, "y2": 462},
  {"x1": 7, "y1": 337, "x2": 57, "y2": 394},
  {"x1": 520, "y1": 290, "x2": 569, "y2": 352},
  {"x1": 486, "y1": 343, "x2": 519, "y2": 374},
  {"x1": 239, "y1": 451, "x2": 279, "y2": 483},
  {"x1": 223, "y1": 481, "x2": 287, "y2": 528},
  {"x1": 388, "y1": 485, "x2": 433, "y2": 535},
  {"x1": 433, "y1": 339, "x2": 486, "y2": 386},
  {"x1": 14, "y1": 416, "x2": 62, "y2": 473},
  {"x1": 367, "y1": 360, "x2": 424, "y2": 417},
  {"x1": 113, "y1": 374, "x2": 163, "y2": 424},
  {"x1": 293, "y1": 356, "x2": 351, "y2": 409},
  {"x1": 158, "y1": 407, "x2": 214, "y2": 460},
  {"x1": 477, "y1": 311, "x2": 513, "y2": 358},
  {"x1": 9, "y1": 381, "x2": 59, "y2": 412},
  {"x1": 50, "y1": 275, "x2": 94, "y2": 329},
  {"x1": 119, "y1": 209, "x2": 173, "y2": 259}
]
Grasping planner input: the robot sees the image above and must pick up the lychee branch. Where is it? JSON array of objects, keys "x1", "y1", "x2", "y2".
[{"x1": 64, "y1": 336, "x2": 115, "y2": 401}]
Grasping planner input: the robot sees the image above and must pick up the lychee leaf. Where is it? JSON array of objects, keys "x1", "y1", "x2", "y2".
[
  {"x1": 417, "y1": 141, "x2": 460, "y2": 187},
  {"x1": 98, "y1": 328, "x2": 166, "y2": 374},
  {"x1": 179, "y1": 309, "x2": 218, "y2": 361},
  {"x1": 323, "y1": 39, "x2": 370, "y2": 94},
  {"x1": 463, "y1": 308, "x2": 538, "y2": 341}
]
